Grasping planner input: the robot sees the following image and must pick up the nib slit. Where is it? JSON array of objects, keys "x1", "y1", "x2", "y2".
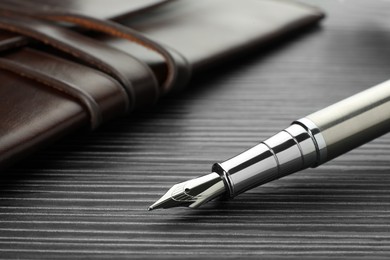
[{"x1": 147, "y1": 172, "x2": 226, "y2": 211}]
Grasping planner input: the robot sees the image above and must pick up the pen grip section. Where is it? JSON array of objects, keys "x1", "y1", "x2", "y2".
[
  {"x1": 307, "y1": 80, "x2": 390, "y2": 162},
  {"x1": 212, "y1": 124, "x2": 318, "y2": 197}
]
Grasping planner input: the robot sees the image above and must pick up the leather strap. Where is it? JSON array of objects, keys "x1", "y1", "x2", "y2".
[
  {"x1": 1, "y1": 47, "x2": 133, "y2": 129},
  {"x1": 0, "y1": 31, "x2": 27, "y2": 52},
  {"x1": 40, "y1": 14, "x2": 179, "y2": 94},
  {"x1": 0, "y1": 16, "x2": 161, "y2": 113},
  {"x1": 0, "y1": 1, "x2": 187, "y2": 130},
  {"x1": 0, "y1": 58, "x2": 103, "y2": 129},
  {"x1": 0, "y1": 3, "x2": 181, "y2": 94}
]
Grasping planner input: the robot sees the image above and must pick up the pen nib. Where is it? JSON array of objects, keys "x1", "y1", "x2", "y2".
[{"x1": 148, "y1": 172, "x2": 226, "y2": 211}]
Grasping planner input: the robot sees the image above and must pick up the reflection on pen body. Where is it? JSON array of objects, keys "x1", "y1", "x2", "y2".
[{"x1": 148, "y1": 80, "x2": 390, "y2": 211}]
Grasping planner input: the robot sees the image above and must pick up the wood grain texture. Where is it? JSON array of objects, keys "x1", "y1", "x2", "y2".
[{"x1": 2, "y1": 0, "x2": 390, "y2": 259}]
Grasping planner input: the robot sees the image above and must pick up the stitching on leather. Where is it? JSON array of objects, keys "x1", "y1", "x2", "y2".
[{"x1": 0, "y1": 58, "x2": 103, "y2": 129}]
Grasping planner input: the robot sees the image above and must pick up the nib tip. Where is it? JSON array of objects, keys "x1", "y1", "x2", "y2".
[{"x1": 147, "y1": 206, "x2": 154, "y2": 211}]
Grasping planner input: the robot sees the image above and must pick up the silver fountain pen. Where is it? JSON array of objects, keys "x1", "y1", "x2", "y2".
[{"x1": 148, "y1": 80, "x2": 390, "y2": 211}]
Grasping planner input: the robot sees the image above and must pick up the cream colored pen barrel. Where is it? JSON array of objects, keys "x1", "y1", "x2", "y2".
[{"x1": 306, "y1": 80, "x2": 390, "y2": 162}]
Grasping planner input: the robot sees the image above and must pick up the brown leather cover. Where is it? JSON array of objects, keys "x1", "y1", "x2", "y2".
[{"x1": 0, "y1": 0, "x2": 324, "y2": 168}]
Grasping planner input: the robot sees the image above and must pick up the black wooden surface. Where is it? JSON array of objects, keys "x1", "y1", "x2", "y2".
[{"x1": 2, "y1": 0, "x2": 390, "y2": 259}]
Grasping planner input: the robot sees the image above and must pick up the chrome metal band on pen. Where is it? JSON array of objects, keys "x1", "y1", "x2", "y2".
[{"x1": 212, "y1": 118, "x2": 326, "y2": 197}]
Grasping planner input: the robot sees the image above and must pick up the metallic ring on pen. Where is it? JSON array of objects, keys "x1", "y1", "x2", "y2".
[
  {"x1": 294, "y1": 118, "x2": 328, "y2": 166},
  {"x1": 212, "y1": 163, "x2": 235, "y2": 198},
  {"x1": 261, "y1": 141, "x2": 281, "y2": 176}
]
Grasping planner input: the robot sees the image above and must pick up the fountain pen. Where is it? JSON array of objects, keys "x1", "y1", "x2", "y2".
[{"x1": 148, "y1": 80, "x2": 390, "y2": 211}]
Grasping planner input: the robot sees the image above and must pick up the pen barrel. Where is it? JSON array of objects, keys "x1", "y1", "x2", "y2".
[{"x1": 305, "y1": 80, "x2": 390, "y2": 162}]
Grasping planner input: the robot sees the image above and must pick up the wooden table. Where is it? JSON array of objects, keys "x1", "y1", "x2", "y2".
[{"x1": 2, "y1": 0, "x2": 390, "y2": 258}]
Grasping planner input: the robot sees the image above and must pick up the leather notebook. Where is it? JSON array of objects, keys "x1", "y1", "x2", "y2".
[{"x1": 0, "y1": 0, "x2": 324, "y2": 168}]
